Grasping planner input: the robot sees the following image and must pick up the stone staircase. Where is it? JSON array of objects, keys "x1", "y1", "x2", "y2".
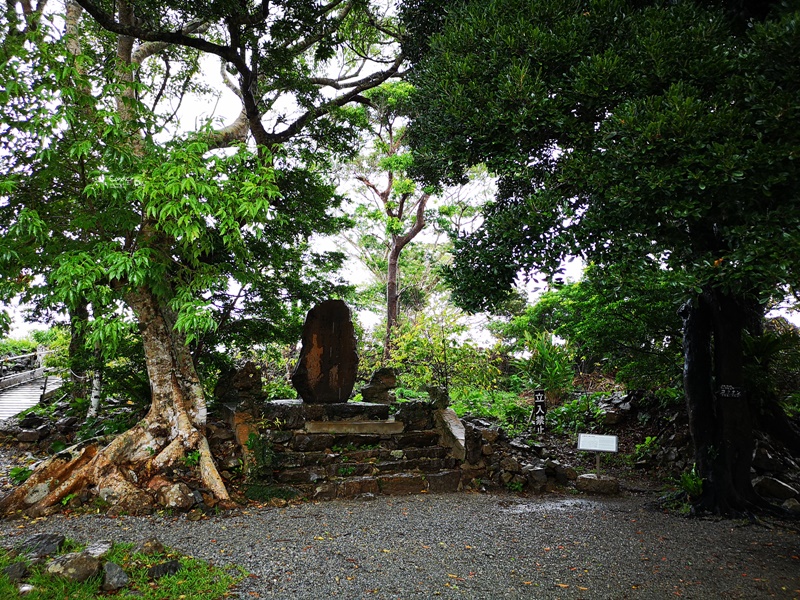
[{"x1": 224, "y1": 399, "x2": 468, "y2": 500}]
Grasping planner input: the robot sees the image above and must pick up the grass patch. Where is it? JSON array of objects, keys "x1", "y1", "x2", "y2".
[{"x1": 0, "y1": 540, "x2": 245, "y2": 599}]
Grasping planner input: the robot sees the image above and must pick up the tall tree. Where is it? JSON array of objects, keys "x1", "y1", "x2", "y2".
[
  {"x1": 406, "y1": 0, "x2": 800, "y2": 514},
  {"x1": 347, "y1": 83, "x2": 431, "y2": 360},
  {"x1": 341, "y1": 82, "x2": 485, "y2": 360},
  {"x1": 0, "y1": 0, "x2": 402, "y2": 516}
]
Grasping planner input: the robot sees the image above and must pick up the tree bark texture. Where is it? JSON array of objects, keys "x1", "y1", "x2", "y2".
[
  {"x1": 0, "y1": 287, "x2": 229, "y2": 517},
  {"x1": 681, "y1": 290, "x2": 771, "y2": 515}
]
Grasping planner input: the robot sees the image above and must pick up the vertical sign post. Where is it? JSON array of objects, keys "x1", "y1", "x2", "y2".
[{"x1": 533, "y1": 389, "x2": 546, "y2": 434}]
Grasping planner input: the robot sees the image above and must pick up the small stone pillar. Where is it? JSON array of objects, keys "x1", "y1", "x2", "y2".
[{"x1": 291, "y1": 300, "x2": 358, "y2": 403}]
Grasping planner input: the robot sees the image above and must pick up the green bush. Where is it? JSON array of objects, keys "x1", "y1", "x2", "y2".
[
  {"x1": 680, "y1": 464, "x2": 703, "y2": 499},
  {"x1": 450, "y1": 389, "x2": 531, "y2": 432},
  {"x1": 546, "y1": 394, "x2": 605, "y2": 435}
]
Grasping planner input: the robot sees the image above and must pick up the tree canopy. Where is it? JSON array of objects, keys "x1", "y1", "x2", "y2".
[
  {"x1": 0, "y1": 0, "x2": 403, "y2": 516},
  {"x1": 406, "y1": 0, "x2": 800, "y2": 514}
]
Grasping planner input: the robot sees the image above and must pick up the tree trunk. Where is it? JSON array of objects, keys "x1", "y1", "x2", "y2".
[
  {"x1": 86, "y1": 342, "x2": 102, "y2": 418},
  {"x1": 0, "y1": 286, "x2": 230, "y2": 517},
  {"x1": 384, "y1": 244, "x2": 401, "y2": 362},
  {"x1": 68, "y1": 298, "x2": 90, "y2": 401},
  {"x1": 681, "y1": 290, "x2": 771, "y2": 515}
]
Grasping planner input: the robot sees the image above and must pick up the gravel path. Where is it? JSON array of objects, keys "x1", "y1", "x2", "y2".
[{"x1": 1, "y1": 490, "x2": 798, "y2": 599}]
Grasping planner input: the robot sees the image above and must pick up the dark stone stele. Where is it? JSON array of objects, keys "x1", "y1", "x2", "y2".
[{"x1": 291, "y1": 300, "x2": 359, "y2": 404}]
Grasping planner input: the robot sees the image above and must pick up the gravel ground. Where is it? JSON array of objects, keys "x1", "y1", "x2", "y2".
[{"x1": 1, "y1": 490, "x2": 798, "y2": 599}]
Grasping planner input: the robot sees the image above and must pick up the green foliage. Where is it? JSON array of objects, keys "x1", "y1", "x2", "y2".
[
  {"x1": 181, "y1": 450, "x2": 201, "y2": 467},
  {"x1": 511, "y1": 331, "x2": 574, "y2": 404},
  {"x1": 680, "y1": 464, "x2": 703, "y2": 499},
  {"x1": 502, "y1": 264, "x2": 684, "y2": 389},
  {"x1": 379, "y1": 307, "x2": 502, "y2": 396},
  {"x1": 76, "y1": 408, "x2": 144, "y2": 441},
  {"x1": 744, "y1": 318, "x2": 800, "y2": 412},
  {"x1": 245, "y1": 432, "x2": 275, "y2": 482},
  {"x1": 546, "y1": 394, "x2": 605, "y2": 435},
  {"x1": 8, "y1": 466, "x2": 33, "y2": 486},
  {"x1": 633, "y1": 436, "x2": 660, "y2": 463},
  {"x1": 0, "y1": 540, "x2": 243, "y2": 599},
  {"x1": 506, "y1": 479, "x2": 524, "y2": 492},
  {"x1": 450, "y1": 389, "x2": 530, "y2": 432},
  {"x1": 0, "y1": 0, "x2": 394, "y2": 424},
  {"x1": 0, "y1": 337, "x2": 37, "y2": 356},
  {"x1": 410, "y1": 0, "x2": 800, "y2": 322}
]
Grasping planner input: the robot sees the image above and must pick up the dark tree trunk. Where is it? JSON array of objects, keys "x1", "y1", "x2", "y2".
[{"x1": 681, "y1": 290, "x2": 768, "y2": 515}]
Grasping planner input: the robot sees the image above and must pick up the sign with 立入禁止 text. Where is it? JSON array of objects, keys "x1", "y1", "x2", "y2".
[
  {"x1": 532, "y1": 390, "x2": 546, "y2": 433},
  {"x1": 577, "y1": 433, "x2": 618, "y2": 453}
]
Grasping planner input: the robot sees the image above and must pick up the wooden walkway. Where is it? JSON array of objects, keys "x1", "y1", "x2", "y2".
[{"x1": 0, "y1": 375, "x2": 62, "y2": 421}]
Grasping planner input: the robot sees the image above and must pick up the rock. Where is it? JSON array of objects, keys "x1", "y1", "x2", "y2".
[
  {"x1": 377, "y1": 473, "x2": 426, "y2": 495},
  {"x1": 18, "y1": 414, "x2": 46, "y2": 429},
  {"x1": 313, "y1": 483, "x2": 337, "y2": 500},
  {"x1": 17, "y1": 533, "x2": 65, "y2": 559},
  {"x1": 395, "y1": 401, "x2": 435, "y2": 431},
  {"x1": 426, "y1": 470, "x2": 462, "y2": 493},
  {"x1": 291, "y1": 300, "x2": 358, "y2": 403},
  {"x1": 46, "y1": 552, "x2": 101, "y2": 582},
  {"x1": 524, "y1": 466, "x2": 548, "y2": 484},
  {"x1": 23, "y1": 483, "x2": 50, "y2": 506},
  {"x1": 435, "y1": 408, "x2": 466, "y2": 461},
  {"x1": 481, "y1": 429, "x2": 500, "y2": 443},
  {"x1": 554, "y1": 464, "x2": 578, "y2": 483},
  {"x1": 752, "y1": 476, "x2": 798, "y2": 500},
  {"x1": 2, "y1": 562, "x2": 28, "y2": 582},
  {"x1": 102, "y1": 561, "x2": 130, "y2": 591},
  {"x1": 208, "y1": 426, "x2": 234, "y2": 443},
  {"x1": 134, "y1": 538, "x2": 165, "y2": 556},
  {"x1": 54, "y1": 416, "x2": 79, "y2": 433},
  {"x1": 18, "y1": 584, "x2": 34, "y2": 595},
  {"x1": 463, "y1": 422, "x2": 484, "y2": 465},
  {"x1": 84, "y1": 540, "x2": 113, "y2": 558},
  {"x1": 782, "y1": 498, "x2": 800, "y2": 514},
  {"x1": 147, "y1": 559, "x2": 181, "y2": 580},
  {"x1": 157, "y1": 482, "x2": 196, "y2": 510},
  {"x1": 16, "y1": 429, "x2": 41, "y2": 443},
  {"x1": 146, "y1": 475, "x2": 172, "y2": 491},
  {"x1": 426, "y1": 386, "x2": 450, "y2": 409},
  {"x1": 360, "y1": 367, "x2": 397, "y2": 404},
  {"x1": 576, "y1": 473, "x2": 620, "y2": 495},
  {"x1": 214, "y1": 361, "x2": 266, "y2": 407},
  {"x1": 752, "y1": 447, "x2": 785, "y2": 473},
  {"x1": 499, "y1": 457, "x2": 522, "y2": 473}
]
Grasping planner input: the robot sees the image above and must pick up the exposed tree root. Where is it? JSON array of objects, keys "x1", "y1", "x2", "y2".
[{"x1": 0, "y1": 419, "x2": 231, "y2": 518}]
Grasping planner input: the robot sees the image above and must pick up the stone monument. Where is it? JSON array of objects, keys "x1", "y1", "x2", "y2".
[{"x1": 291, "y1": 300, "x2": 358, "y2": 403}]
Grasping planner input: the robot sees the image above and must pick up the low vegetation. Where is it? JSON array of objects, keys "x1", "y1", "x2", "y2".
[{"x1": 0, "y1": 540, "x2": 243, "y2": 599}]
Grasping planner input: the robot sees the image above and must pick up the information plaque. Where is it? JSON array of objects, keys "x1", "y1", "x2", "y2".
[{"x1": 577, "y1": 433, "x2": 618, "y2": 453}]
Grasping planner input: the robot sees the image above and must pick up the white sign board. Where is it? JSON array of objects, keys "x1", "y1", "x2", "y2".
[{"x1": 578, "y1": 433, "x2": 618, "y2": 453}]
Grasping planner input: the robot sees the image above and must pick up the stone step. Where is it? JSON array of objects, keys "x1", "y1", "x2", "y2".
[
  {"x1": 273, "y1": 454, "x2": 460, "y2": 484},
  {"x1": 289, "y1": 430, "x2": 443, "y2": 452},
  {"x1": 273, "y1": 446, "x2": 451, "y2": 468},
  {"x1": 297, "y1": 470, "x2": 464, "y2": 500},
  {"x1": 304, "y1": 420, "x2": 404, "y2": 435}
]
